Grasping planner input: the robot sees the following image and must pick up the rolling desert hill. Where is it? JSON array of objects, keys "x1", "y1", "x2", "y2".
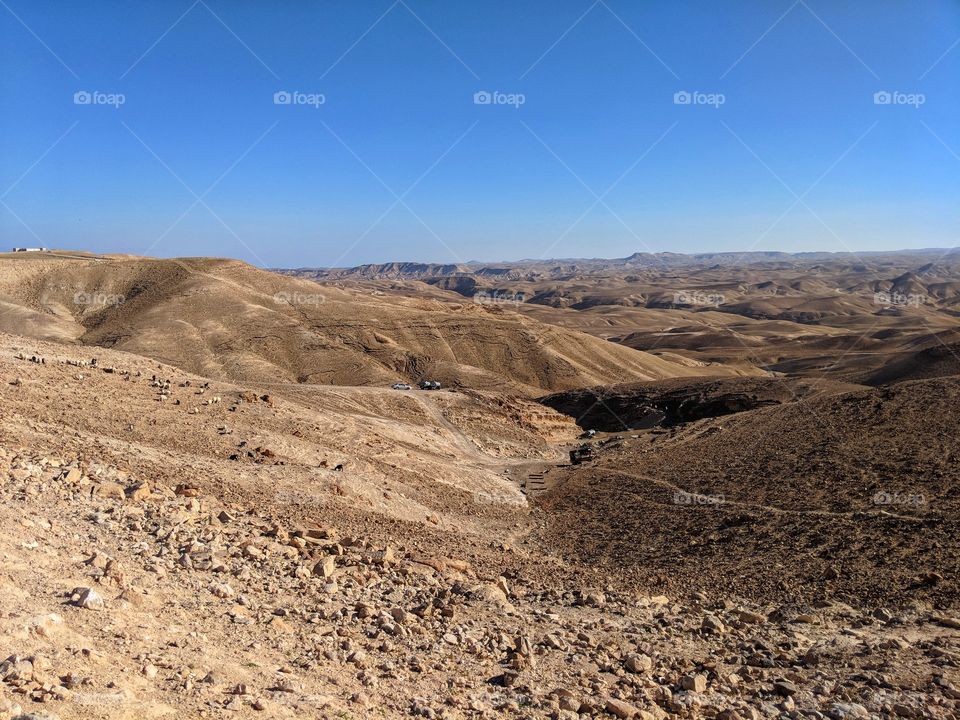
[
  {"x1": 0, "y1": 252, "x2": 746, "y2": 395},
  {"x1": 535, "y1": 375, "x2": 960, "y2": 609},
  {"x1": 283, "y1": 249, "x2": 960, "y2": 384},
  {"x1": 4, "y1": 332, "x2": 956, "y2": 719},
  {"x1": 1, "y1": 250, "x2": 958, "y2": 719},
  {"x1": 861, "y1": 340, "x2": 960, "y2": 386}
]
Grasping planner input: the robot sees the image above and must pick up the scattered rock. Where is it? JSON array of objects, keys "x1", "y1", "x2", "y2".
[
  {"x1": 624, "y1": 653, "x2": 653, "y2": 674},
  {"x1": 71, "y1": 587, "x2": 104, "y2": 611},
  {"x1": 680, "y1": 673, "x2": 706, "y2": 693}
]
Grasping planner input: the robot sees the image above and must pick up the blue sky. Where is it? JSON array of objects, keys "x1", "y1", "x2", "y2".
[{"x1": 1, "y1": 1, "x2": 958, "y2": 267}]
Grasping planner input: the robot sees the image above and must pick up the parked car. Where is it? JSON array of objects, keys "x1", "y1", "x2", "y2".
[
  {"x1": 391, "y1": 383, "x2": 412, "y2": 390},
  {"x1": 418, "y1": 380, "x2": 442, "y2": 390}
]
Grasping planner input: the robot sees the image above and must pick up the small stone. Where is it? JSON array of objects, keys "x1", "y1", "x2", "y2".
[
  {"x1": 62, "y1": 467, "x2": 82, "y2": 484},
  {"x1": 680, "y1": 673, "x2": 707, "y2": 693},
  {"x1": 210, "y1": 583, "x2": 234, "y2": 599},
  {"x1": 126, "y1": 482, "x2": 151, "y2": 501},
  {"x1": 243, "y1": 544, "x2": 263, "y2": 560},
  {"x1": 313, "y1": 556, "x2": 335, "y2": 579},
  {"x1": 773, "y1": 679, "x2": 797, "y2": 697},
  {"x1": 72, "y1": 587, "x2": 104, "y2": 611},
  {"x1": 827, "y1": 703, "x2": 870, "y2": 719},
  {"x1": 375, "y1": 546, "x2": 396, "y2": 565},
  {"x1": 737, "y1": 609, "x2": 767, "y2": 624},
  {"x1": 718, "y1": 711, "x2": 743, "y2": 720},
  {"x1": 584, "y1": 591, "x2": 606, "y2": 607},
  {"x1": 624, "y1": 653, "x2": 653, "y2": 674},
  {"x1": 94, "y1": 482, "x2": 125, "y2": 500},
  {"x1": 702, "y1": 615, "x2": 726, "y2": 633},
  {"x1": 892, "y1": 702, "x2": 922, "y2": 718},
  {"x1": 606, "y1": 698, "x2": 640, "y2": 718}
]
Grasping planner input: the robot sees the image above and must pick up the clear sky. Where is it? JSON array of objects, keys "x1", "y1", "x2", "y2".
[{"x1": 1, "y1": 1, "x2": 958, "y2": 267}]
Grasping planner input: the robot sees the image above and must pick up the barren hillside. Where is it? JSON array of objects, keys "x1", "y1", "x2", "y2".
[
  {"x1": 0, "y1": 253, "x2": 743, "y2": 394},
  {"x1": 536, "y1": 377, "x2": 960, "y2": 609},
  {"x1": 1, "y1": 251, "x2": 958, "y2": 719},
  {"x1": 1, "y1": 333, "x2": 957, "y2": 720}
]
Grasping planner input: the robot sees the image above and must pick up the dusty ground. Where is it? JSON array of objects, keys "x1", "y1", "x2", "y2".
[{"x1": 0, "y1": 250, "x2": 959, "y2": 719}]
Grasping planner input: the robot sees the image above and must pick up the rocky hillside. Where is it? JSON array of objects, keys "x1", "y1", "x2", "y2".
[
  {"x1": 537, "y1": 377, "x2": 960, "y2": 610},
  {"x1": 0, "y1": 253, "x2": 741, "y2": 395},
  {"x1": 538, "y1": 377, "x2": 861, "y2": 432}
]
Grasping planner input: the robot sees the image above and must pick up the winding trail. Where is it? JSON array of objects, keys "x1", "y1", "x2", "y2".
[{"x1": 592, "y1": 464, "x2": 930, "y2": 523}]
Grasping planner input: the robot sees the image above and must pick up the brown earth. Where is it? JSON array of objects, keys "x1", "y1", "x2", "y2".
[
  {"x1": 0, "y1": 252, "x2": 745, "y2": 396},
  {"x1": 538, "y1": 376, "x2": 864, "y2": 432},
  {"x1": 535, "y1": 376, "x2": 960, "y2": 610},
  {"x1": 0, "y1": 249, "x2": 958, "y2": 719},
  {"x1": 286, "y1": 249, "x2": 960, "y2": 383}
]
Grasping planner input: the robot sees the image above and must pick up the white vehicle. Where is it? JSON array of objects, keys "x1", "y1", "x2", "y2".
[{"x1": 391, "y1": 382, "x2": 412, "y2": 390}]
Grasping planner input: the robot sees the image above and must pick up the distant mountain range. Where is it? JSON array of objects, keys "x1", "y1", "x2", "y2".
[{"x1": 279, "y1": 248, "x2": 960, "y2": 281}]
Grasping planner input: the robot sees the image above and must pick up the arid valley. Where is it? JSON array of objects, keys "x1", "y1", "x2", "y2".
[{"x1": 0, "y1": 248, "x2": 957, "y2": 719}]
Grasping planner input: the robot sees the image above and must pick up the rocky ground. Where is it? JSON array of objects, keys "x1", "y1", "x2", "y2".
[
  {"x1": 0, "y1": 340, "x2": 958, "y2": 719},
  {"x1": 1, "y1": 248, "x2": 959, "y2": 719},
  {"x1": 2, "y1": 446, "x2": 959, "y2": 720}
]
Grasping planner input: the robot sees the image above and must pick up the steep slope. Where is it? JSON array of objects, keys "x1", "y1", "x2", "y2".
[
  {"x1": 862, "y1": 340, "x2": 960, "y2": 386},
  {"x1": 536, "y1": 377, "x2": 960, "y2": 609},
  {"x1": 0, "y1": 333, "x2": 582, "y2": 530},
  {"x1": 0, "y1": 253, "x2": 740, "y2": 394},
  {"x1": 539, "y1": 376, "x2": 863, "y2": 431}
]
